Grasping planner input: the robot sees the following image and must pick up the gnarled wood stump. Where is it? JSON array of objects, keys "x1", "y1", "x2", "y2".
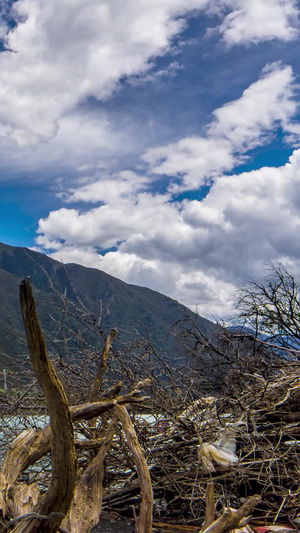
[{"x1": 0, "y1": 277, "x2": 152, "y2": 533}]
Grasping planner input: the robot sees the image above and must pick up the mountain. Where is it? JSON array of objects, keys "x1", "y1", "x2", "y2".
[{"x1": 0, "y1": 242, "x2": 215, "y2": 369}]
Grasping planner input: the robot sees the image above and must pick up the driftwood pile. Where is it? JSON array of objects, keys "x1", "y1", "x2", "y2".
[
  {"x1": 0, "y1": 279, "x2": 154, "y2": 533},
  {"x1": 99, "y1": 361, "x2": 300, "y2": 527},
  {"x1": 0, "y1": 278, "x2": 299, "y2": 531}
]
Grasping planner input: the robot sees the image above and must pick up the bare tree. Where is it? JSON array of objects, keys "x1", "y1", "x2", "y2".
[
  {"x1": 171, "y1": 313, "x2": 274, "y2": 393},
  {"x1": 237, "y1": 264, "x2": 300, "y2": 354}
]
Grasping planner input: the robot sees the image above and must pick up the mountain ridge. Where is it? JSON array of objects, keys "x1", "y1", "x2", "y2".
[{"x1": 0, "y1": 242, "x2": 215, "y2": 368}]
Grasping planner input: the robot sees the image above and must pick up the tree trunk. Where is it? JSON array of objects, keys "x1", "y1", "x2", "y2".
[
  {"x1": 12, "y1": 278, "x2": 77, "y2": 533},
  {"x1": 114, "y1": 404, "x2": 153, "y2": 533}
]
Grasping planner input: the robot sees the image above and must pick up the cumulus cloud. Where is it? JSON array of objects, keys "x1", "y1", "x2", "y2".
[
  {"x1": 2, "y1": 0, "x2": 299, "y2": 318},
  {"x1": 37, "y1": 192, "x2": 174, "y2": 250},
  {"x1": 0, "y1": 110, "x2": 128, "y2": 178},
  {"x1": 34, "y1": 62, "x2": 300, "y2": 318},
  {"x1": 0, "y1": 0, "x2": 298, "y2": 149},
  {"x1": 217, "y1": 0, "x2": 299, "y2": 45},
  {"x1": 63, "y1": 170, "x2": 151, "y2": 205},
  {"x1": 143, "y1": 63, "x2": 300, "y2": 190},
  {"x1": 37, "y1": 149, "x2": 300, "y2": 319},
  {"x1": 0, "y1": 0, "x2": 211, "y2": 146}
]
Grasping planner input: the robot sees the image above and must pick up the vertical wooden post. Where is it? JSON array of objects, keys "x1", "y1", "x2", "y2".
[
  {"x1": 203, "y1": 481, "x2": 215, "y2": 530},
  {"x1": 89, "y1": 328, "x2": 118, "y2": 403},
  {"x1": 114, "y1": 403, "x2": 153, "y2": 533}
]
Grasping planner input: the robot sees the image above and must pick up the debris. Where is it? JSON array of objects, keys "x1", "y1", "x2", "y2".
[{"x1": 198, "y1": 442, "x2": 239, "y2": 472}]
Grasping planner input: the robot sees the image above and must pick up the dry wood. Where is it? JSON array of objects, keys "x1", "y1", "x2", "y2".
[
  {"x1": 201, "y1": 495, "x2": 261, "y2": 533},
  {"x1": 89, "y1": 329, "x2": 118, "y2": 431},
  {"x1": 203, "y1": 481, "x2": 215, "y2": 530},
  {"x1": 98, "y1": 381, "x2": 123, "y2": 400},
  {"x1": 89, "y1": 329, "x2": 118, "y2": 402},
  {"x1": 11, "y1": 278, "x2": 76, "y2": 533},
  {"x1": 0, "y1": 474, "x2": 8, "y2": 518},
  {"x1": 102, "y1": 480, "x2": 140, "y2": 503},
  {"x1": 1, "y1": 427, "x2": 51, "y2": 486},
  {"x1": 0, "y1": 277, "x2": 299, "y2": 531},
  {"x1": 114, "y1": 403, "x2": 153, "y2": 533},
  {"x1": 7, "y1": 484, "x2": 40, "y2": 519},
  {"x1": 152, "y1": 523, "x2": 203, "y2": 531},
  {"x1": 63, "y1": 417, "x2": 117, "y2": 533},
  {"x1": 0, "y1": 384, "x2": 151, "y2": 513},
  {"x1": 70, "y1": 390, "x2": 150, "y2": 421}
]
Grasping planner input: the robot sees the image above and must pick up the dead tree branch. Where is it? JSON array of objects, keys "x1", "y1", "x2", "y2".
[{"x1": 11, "y1": 278, "x2": 76, "y2": 533}]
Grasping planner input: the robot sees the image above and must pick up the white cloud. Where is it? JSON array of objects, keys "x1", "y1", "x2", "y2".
[
  {"x1": 0, "y1": 0, "x2": 212, "y2": 147},
  {"x1": 143, "y1": 136, "x2": 235, "y2": 191},
  {"x1": 1, "y1": 0, "x2": 299, "y2": 319},
  {"x1": 64, "y1": 170, "x2": 150, "y2": 205},
  {"x1": 0, "y1": 0, "x2": 298, "y2": 150},
  {"x1": 35, "y1": 62, "x2": 300, "y2": 319},
  {"x1": 209, "y1": 63, "x2": 299, "y2": 147},
  {"x1": 0, "y1": 21, "x2": 8, "y2": 39},
  {"x1": 218, "y1": 0, "x2": 299, "y2": 45},
  {"x1": 0, "y1": 109, "x2": 132, "y2": 178},
  {"x1": 37, "y1": 191, "x2": 175, "y2": 250},
  {"x1": 143, "y1": 63, "x2": 300, "y2": 190},
  {"x1": 128, "y1": 60, "x2": 185, "y2": 87},
  {"x1": 37, "y1": 149, "x2": 300, "y2": 319}
]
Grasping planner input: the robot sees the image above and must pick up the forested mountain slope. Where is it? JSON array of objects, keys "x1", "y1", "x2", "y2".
[{"x1": 0, "y1": 242, "x2": 215, "y2": 366}]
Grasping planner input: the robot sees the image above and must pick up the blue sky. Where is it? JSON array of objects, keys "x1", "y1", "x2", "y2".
[{"x1": 0, "y1": 0, "x2": 300, "y2": 318}]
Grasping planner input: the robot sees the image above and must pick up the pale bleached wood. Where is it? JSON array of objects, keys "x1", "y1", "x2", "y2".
[
  {"x1": 200, "y1": 495, "x2": 261, "y2": 533},
  {"x1": 114, "y1": 403, "x2": 153, "y2": 533},
  {"x1": 63, "y1": 417, "x2": 117, "y2": 533}
]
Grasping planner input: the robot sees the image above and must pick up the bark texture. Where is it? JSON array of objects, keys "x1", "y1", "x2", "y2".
[
  {"x1": 114, "y1": 403, "x2": 153, "y2": 533},
  {"x1": 11, "y1": 278, "x2": 77, "y2": 533},
  {"x1": 63, "y1": 417, "x2": 117, "y2": 533},
  {"x1": 201, "y1": 495, "x2": 261, "y2": 533}
]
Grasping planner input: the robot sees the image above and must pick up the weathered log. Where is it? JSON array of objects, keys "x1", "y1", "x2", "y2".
[
  {"x1": 0, "y1": 474, "x2": 8, "y2": 518},
  {"x1": 63, "y1": 417, "x2": 117, "y2": 533},
  {"x1": 89, "y1": 329, "x2": 118, "y2": 432},
  {"x1": 98, "y1": 381, "x2": 123, "y2": 400},
  {"x1": 102, "y1": 480, "x2": 140, "y2": 503},
  {"x1": 11, "y1": 278, "x2": 76, "y2": 533},
  {"x1": 203, "y1": 481, "x2": 215, "y2": 530},
  {"x1": 90, "y1": 329, "x2": 118, "y2": 403},
  {"x1": 6, "y1": 512, "x2": 65, "y2": 530},
  {"x1": 0, "y1": 427, "x2": 51, "y2": 523},
  {"x1": 0, "y1": 387, "x2": 150, "y2": 501},
  {"x1": 152, "y1": 524, "x2": 202, "y2": 532},
  {"x1": 200, "y1": 495, "x2": 261, "y2": 533},
  {"x1": 7, "y1": 484, "x2": 40, "y2": 519},
  {"x1": 70, "y1": 392, "x2": 150, "y2": 421},
  {"x1": 2, "y1": 427, "x2": 51, "y2": 487},
  {"x1": 114, "y1": 404, "x2": 153, "y2": 533}
]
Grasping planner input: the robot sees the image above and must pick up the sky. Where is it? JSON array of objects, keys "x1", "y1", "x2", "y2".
[{"x1": 0, "y1": 0, "x2": 300, "y2": 320}]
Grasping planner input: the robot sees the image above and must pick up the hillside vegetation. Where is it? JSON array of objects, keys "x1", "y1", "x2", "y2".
[{"x1": 0, "y1": 242, "x2": 215, "y2": 368}]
